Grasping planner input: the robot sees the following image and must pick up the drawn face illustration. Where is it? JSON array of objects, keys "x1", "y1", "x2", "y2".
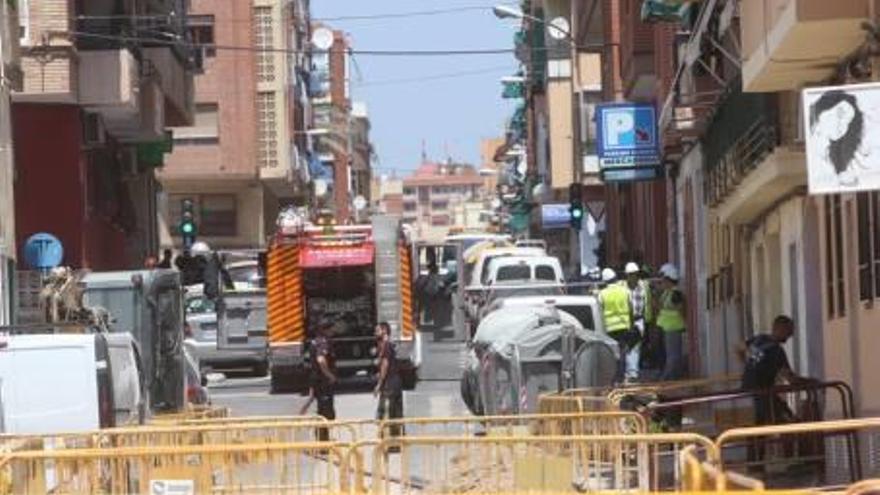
[{"x1": 816, "y1": 100, "x2": 856, "y2": 141}]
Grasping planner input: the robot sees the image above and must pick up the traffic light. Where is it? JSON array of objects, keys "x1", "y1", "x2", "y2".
[
  {"x1": 569, "y1": 183, "x2": 584, "y2": 230},
  {"x1": 179, "y1": 198, "x2": 197, "y2": 248}
]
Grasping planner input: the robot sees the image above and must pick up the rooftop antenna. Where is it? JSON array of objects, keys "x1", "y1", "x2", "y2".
[{"x1": 421, "y1": 139, "x2": 427, "y2": 164}]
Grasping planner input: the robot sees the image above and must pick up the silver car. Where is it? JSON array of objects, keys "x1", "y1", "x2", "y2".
[{"x1": 185, "y1": 291, "x2": 268, "y2": 376}]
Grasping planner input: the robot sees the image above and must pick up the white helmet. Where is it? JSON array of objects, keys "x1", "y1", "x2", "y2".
[
  {"x1": 660, "y1": 263, "x2": 679, "y2": 281},
  {"x1": 190, "y1": 241, "x2": 211, "y2": 256},
  {"x1": 601, "y1": 268, "x2": 617, "y2": 283},
  {"x1": 624, "y1": 262, "x2": 640, "y2": 275}
]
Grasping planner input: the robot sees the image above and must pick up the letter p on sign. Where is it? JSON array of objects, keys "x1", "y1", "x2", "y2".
[{"x1": 606, "y1": 112, "x2": 634, "y2": 147}]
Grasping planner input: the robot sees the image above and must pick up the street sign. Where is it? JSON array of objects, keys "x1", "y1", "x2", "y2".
[
  {"x1": 600, "y1": 166, "x2": 662, "y2": 183},
  {"x1": 353, "y1": 195, "x2": 367, "y2": 211},
  {"x1": 23, "y1": 232, "x2": 63, "y2": 270},
  {"x1": 596, "y1": 103, "x2": 660, "y2": 175}
]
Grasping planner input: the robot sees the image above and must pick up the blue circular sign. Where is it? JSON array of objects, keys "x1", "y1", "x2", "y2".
[{"x1": 23, "y1": 233, "x2": 64, "y2": 269}]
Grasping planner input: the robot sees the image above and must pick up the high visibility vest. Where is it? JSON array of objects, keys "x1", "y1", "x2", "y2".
[
  {"x1": 656, "y1": 288, "x2": 685, "y2": 332},
  {"x1": 600, "y1": 283, "x2": 631, "y2": 333}
]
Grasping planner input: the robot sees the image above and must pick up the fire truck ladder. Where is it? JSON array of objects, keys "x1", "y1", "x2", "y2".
[{"x1": 372, "y1": 216, "x2": 403, "y2": 334}]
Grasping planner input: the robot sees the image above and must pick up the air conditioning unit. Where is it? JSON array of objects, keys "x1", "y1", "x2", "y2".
[{"x1": 83, "y1": 112, "x2": 106, "y2": 148}]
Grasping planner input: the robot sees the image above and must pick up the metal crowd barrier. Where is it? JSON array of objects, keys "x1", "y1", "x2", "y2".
[
  {"x1": 379, "y1": 411, "x2": 648, "y2": 438},
  {"x1": 149, "y1": 405, "x2": 231, "y2": 424},
  {"x1": 358, "y1": 433, "x2": 718, "y2": 493},
  {"x1": 0, "y1": 441, "x2": 348, "y2": 494},
  {"x1": 680, "y1": 444, "x2": 766, "y2": 491},
  {"x1": 716, "y1": 418, "x2": 880, "y2": 491},
  {"x1": 645, "y1": 380, "x2": 856, "y2": 437},
  {"x1": 156, "y1": 414, "x2": 328, "y2": 426}
]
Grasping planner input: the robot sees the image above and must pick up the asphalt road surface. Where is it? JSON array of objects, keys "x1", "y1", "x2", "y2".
[{"x1": 210, "y1": 332, "x2": 470, "y2": 419}]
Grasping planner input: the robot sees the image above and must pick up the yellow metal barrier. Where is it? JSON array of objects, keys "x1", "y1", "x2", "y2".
[
  {"x1": 379, "y1": 411, "x2": 647, "y2": 438},
  {"x1": 149, "y1": 405, "x2": 230, "y2": 424},
  {"x1": 680, "y1": 444, "x2": 767, "y2": 491},
  {"x1": 845, "y1": 479, "x2": 880, "y2": 494},
  {"x1": 716, "y1": 418, "x2": 880, "y2": 491},
  {"x1": 158, "y1": 414, "x2": 328, "y2": 426},
  {"x1": 362, "y1": 433, "x2": 717, "y2": 493},
  {"x1": 0, "y1": 441, "x2": 347, "y2": 494}
]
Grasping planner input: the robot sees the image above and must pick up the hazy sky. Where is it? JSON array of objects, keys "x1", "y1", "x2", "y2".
[{"x1": 311, "y1": 1, "x2": 519, "y2": 174}]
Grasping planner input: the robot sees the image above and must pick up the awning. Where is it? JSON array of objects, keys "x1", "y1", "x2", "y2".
[{"x1": 300, "y1": 244, "x2": 374, "y2": 268}]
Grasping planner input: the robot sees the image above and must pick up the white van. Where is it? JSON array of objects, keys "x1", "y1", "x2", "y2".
[{"x1": 0, "y1": 333, "x2": 116, "y2": 434}]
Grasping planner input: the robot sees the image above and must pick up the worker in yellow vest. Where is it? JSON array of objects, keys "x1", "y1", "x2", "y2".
[
  {"x1": 656, "y1": 263, "x2": 686, "y2": 380},
  {"x1": 623, "y1": 262, "x2": 651, "y2": 382},
  {"x1": 598, "y1": 268, "x2": 634, "y2": 383}
]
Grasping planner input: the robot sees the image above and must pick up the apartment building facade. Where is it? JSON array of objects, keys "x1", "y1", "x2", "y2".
[
  {"x1": 159, "y1": 0, "x2": 312, "y2": 250},
  {"x1": 13, "y1": 0, "x2": 194, "y2": 270}
]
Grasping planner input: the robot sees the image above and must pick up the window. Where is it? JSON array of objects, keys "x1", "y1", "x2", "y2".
[
  {"x1": 825, "y1": 195, "x2": 845, "y2": 318},
  {"x1": 17, "y1": 0, "x2": 28, "y2": 45},
  {"x1": 431, "y1": 200, "x2": 448, "y2": 211},
  {"x1": 200, "y1": 194, "x2": 237, "y2": 236},
  {"x1": 188, "y1": 15, "x2": 215, "y2": 57},
  {"x1": 430, "y1": 215, "x2": 449, "y2": 226},
  {"x1": 253, "y1": 7, "x2": 275, "y2": 83},
  {"x1": 172, "y1": 103, "x2": 219, "y2": 144},
  {"x1": 186, "y1": 295, "x2": 216, "y2": 314},
  {"x1": 856, "y1": 192, "x2": 880, "y2": 301},
  {"x1": 496, "y1": 265, "x2": 530, "y2": 281},
  {"x1": 403, "y1": 202, "x2": 416, "y2": 212},
  {"x1": 256, "y1": 92, "x2": 278, "y2": 168},
  {"x1": 535, "y1": 265, "x2": 557, "y2": 281},
  {"x1": 403, "y1": 187, "x2": 414, "y2": 195}
]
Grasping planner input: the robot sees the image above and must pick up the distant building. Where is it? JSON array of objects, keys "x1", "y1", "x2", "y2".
[
  {"x1": 372, "y1": 175, "x2": 403, "y2": 215},
  {"x1": 402, "y1": 161, "x2": 488, "y2": 242}
]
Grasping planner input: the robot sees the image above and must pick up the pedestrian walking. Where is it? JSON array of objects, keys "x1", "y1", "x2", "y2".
[
  {"x1": 309, "y1": 319, "x2": 337, "y2": 440},
  {"x1": 623, "y1": 262, "x2": 652, "y2": 382},
  {"x1": 374, "y1": 321, "x2": 404, "y2": 437},
  {"x1": 656, "y1": 264, "x2": 686, "y2": 380},
  {"x1": 597, "y1": 268, "x2": 635, "y2": 383}
]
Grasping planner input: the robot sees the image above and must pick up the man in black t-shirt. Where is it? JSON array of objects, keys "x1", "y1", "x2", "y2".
[{"x1": 740, "y1": 315, "x2": 804, "y2": 424}]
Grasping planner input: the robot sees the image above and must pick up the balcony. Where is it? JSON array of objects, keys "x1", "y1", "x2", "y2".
[
  {"x1": 78, "y1": 49, "x2": 143, "y2": 139},
  {"x1": 741, "y1": 0, "x2": 875, "y2": 92},
  {"x1": 143, "y1": 48, "x2": 195, "y2": 127}
]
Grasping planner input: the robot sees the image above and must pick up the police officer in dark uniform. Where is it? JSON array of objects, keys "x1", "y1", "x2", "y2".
[
  {"x1": 374, "y1": 322, "x2": 404, "y2": 436},
  {"x1": 310, "y1": 319, "x2": 338, "y2": 439}
]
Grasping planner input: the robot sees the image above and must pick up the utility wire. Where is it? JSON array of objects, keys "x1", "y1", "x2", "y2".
[
  {"x1": 64, "y1": 30, "x2": 524, "y2": 56},
  {"x1": 74, "y1": 5, "x2": 512, "y2": 23},
  {"x1": 354, "y1": 66, "x2": 514, "y2": 87}
]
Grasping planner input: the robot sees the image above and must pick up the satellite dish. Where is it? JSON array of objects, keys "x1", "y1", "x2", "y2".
[
  {"x1": 312, "y1": 28, "x2": 334, "y2": 50},
  {"x1": 314, "y1": 179, "x2": 328, "y2": 197},
  {"x1": 353, "y1": 195, "x2": 367, "y2": 211},
  {"x1": 490, "y1": 198, "x2": 502, "y2": 210},
  {"x1": 548, "y1": 17, "x2": 570, "y2": 40},
  {"x1": 532, "y1": 183, "x2": 547, "y2": 198}
]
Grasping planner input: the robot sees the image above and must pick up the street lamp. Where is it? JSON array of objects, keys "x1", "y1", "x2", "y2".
[
  {"x1": 293, "y1": 128, "x2": 330, "y2": 136},
  {"x1": 492, "y1": 5, "x2": 574, "y2": 43}
]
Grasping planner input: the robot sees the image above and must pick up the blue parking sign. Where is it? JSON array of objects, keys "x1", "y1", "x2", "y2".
[{"x1": 596, "y1": 103, "x2": 660, "y2": 170}]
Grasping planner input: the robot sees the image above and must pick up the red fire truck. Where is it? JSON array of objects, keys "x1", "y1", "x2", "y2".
[{"x1": 265, "y1": 215, "x2": 420, "y2": 393}]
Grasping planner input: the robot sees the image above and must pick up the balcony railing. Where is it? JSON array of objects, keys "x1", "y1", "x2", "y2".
[{"x1": 703, "y1": 91, "x2": 778, "y2": 207}]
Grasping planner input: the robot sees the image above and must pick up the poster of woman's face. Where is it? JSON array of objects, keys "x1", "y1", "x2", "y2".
[{"x1": 804, "y1": 83, "x2": 880, "y2": 195}]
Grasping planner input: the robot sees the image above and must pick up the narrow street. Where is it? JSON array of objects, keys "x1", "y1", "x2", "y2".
[{"x1": 211, "y1": 334, "x2": 468, "y2": 419}]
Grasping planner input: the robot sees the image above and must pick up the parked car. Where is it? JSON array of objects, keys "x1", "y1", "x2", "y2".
[
  {"x1": 185, "y1": 288, "x2": 268, "y2": 376},
  {"x1": 0, "y1": 332, "x2": 116, "y2": 434}
]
